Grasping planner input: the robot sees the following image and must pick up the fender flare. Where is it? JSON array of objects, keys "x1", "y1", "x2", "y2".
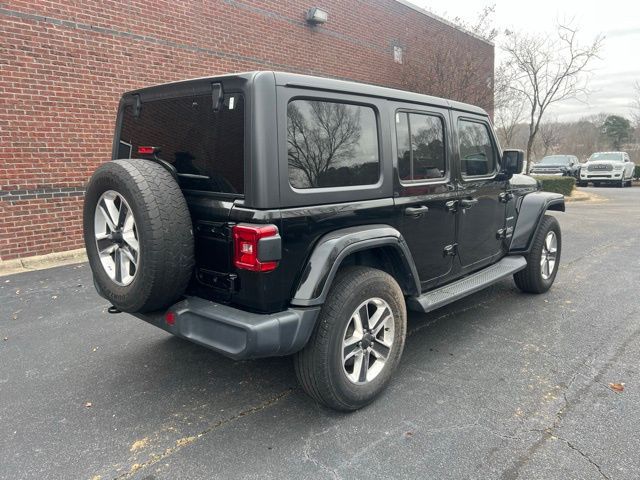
[
  {"x1": 290, "y1": 224, "x2": 420, "y2": 307},
  {"x1": 509, "y1": 191, "x2": 565, "y2": 253}
]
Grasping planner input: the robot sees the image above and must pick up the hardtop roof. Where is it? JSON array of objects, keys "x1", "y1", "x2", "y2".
[{"x1": 123, "y1": 71, "x2": 488, "y2": 116}]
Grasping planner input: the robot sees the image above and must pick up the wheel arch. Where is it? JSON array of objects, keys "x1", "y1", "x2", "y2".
[
  {"x1": 509, "y1": 191, "x2": 564, "y2": 254},
  {"x1": 290, "y1": 225, "x2": 420, "y2": 307}
]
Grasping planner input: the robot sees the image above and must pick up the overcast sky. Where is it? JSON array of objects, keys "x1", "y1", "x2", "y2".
[{"x1": 410, "y1": 0, "x2": 640, "y2": 121}]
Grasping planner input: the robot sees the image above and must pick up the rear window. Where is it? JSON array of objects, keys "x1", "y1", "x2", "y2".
[
  {"x1": 396, "y1": 112, "x2": 446, "y2": 181},
  {"x1": 118, "y1": 93, "x2": 244, "y2": 194},
  {"x1": 540, "y1": 156, "x2": 570, "y2": 165},
  {"x1": 287, "y1": 99, "x2": 379, "y2": 189}
]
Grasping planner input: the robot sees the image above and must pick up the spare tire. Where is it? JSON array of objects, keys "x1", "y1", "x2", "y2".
[{"x1": 83, "y1": 159, "x2": 194, "y2": 313}]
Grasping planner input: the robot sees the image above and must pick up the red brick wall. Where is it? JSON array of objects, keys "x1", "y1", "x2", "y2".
[{"x1": 0, "y1": 0, "x2": 494, "y2": 260}]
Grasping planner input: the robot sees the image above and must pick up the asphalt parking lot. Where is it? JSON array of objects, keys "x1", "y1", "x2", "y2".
[{"x1": 1, "y1": 186, "x2": 639, "y2": 480}]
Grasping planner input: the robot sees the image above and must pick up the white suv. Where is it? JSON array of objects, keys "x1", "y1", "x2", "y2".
[{"x1": 579, "y1": 151, "x2": 635, "y2": 187}]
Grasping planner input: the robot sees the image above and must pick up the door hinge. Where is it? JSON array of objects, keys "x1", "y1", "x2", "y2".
[
  {"x1": 445, "y1": 200, "x2": 458, "y2": 213},
  {"x1": 443, "y1": 243, "x2": 458, "y2": 257},
  {"x1": 496, "y1": 227, "x2": 514, "y2": 240},
  {"x1": 499, "y1": 192, "x2": 514, "y2": 203}
]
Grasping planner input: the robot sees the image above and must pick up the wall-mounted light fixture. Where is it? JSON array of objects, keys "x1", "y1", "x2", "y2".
[{"x1": 306, "y1": 7, "x2": 328, "y2": 25}]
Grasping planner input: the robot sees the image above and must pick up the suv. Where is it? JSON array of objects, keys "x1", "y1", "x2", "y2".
[
  {"x1": 578, "y1": 151, "x2": 635, "y2": 187},
  {"x1": 83, "y1": 72, "x2": 564, "y2": 411},
  {"x1": 530, "y1": 154, "x2": 580, "y2": 179}
]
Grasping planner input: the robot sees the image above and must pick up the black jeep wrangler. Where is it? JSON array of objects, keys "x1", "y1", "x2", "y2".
[{"x1": 83, "y1": 72, "x2": 564, "y2": 411}]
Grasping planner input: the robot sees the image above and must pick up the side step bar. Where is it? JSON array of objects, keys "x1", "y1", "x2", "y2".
[{"x1": 407, "y1": 256, "x2": 527, "y2": 313}]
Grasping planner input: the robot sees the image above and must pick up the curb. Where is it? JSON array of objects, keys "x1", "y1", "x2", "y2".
[
  {"x1": 0, "y1": 248, "x2": 87, "y2": 277},
  {"x1": 565, "y1": 190, "x2": 606, "y2": 203}
]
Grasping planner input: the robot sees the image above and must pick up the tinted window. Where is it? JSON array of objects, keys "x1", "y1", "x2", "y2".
[
  {"x1": 120, "y1": 94, "x2": 244, "y2": 194},
  {"x1": 458, "y1": 120, "x2": 497, "y2": 177},
  {"x1": 287, "y1": 100, "x2": 379, "y2": 189},
  {"x1": 117, "y1": 140, "x2": 132, "y2": 159},
  {"x1": 396, "y1": 112, "x2": 446, "y2": 181}
]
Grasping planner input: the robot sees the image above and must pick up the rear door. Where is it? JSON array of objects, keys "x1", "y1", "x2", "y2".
[
  {"x1": 391, "y1": 105, "x2": 458, "y2": 289},
  {"x1": 116, "y1": 85, "x2": 247, "y2": 298},
  {"x1": 452, "y1": 113, "x2": 507, "y2": 272}
]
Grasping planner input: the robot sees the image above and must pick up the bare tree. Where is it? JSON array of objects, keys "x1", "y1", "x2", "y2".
[
  {"x1": 501, "y1": 24, "x2": 603, "y2": 171},
  {"x1": 448, "y1": 5, "x2": 498, "y2": 42},
  {"x1": 287, "y1": 102, "x2": 362, "y2": 187},
  {"x1": 535, "y1": 121, "x2": 561, "y2": 158},
  {"x1": 631, "y1": 80, "x2": 640, "y2": 148},
  {"x1": 631, "y1": 81, "x2": 640, "y2": 134},
  {"x1": 401, "y1": 5, "x2": 497, "y2": 112},
  {"x1": 562, "y1": 117, "x2": 600, "y2": 160},
  {"x1": 494, "y1": 69, "x2": 526, "y2": 147}
]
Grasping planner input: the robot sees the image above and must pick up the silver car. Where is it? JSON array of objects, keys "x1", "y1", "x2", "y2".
[{"x1": 579, "y1": 152, "x2": 635, "y2": 187}]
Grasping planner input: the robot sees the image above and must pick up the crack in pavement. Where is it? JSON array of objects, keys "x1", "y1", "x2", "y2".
[
  {"x1": 499, "y1": 308, "x2": 640, "y2": 480},
  {"x1": 302, "y1": 425, "x2": 343, "y2": 480},
  {"x1": 110, "y1": 388, "x2": 294, "y2": 479},
  {"x1": 551, "y1": 433, "x2": 611, "y2": 480}
]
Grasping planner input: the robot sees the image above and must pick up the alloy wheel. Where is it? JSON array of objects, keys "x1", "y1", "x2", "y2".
[
  {"x1": 540, "y1": 231, "x2": 557, "y2": 280},
  {"x1": 94, "y1": 190, "x2": 139, "y2": 286},
  {"x1": 342, "y1": 297, "x2": 395, "y2": 384}
]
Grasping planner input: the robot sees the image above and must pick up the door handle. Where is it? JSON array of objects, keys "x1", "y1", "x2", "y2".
[
  {"x1": 460, "y1": 198, "x2": 478, "y2": 209},
  {"x1": 404, "y1": 205, "x2": 429, "y2": 217}
]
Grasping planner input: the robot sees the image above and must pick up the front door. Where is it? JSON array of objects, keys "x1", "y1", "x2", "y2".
[
  {"x1": 453, "y1": 115, "x2": 507, "y2": 271},
  {"x1": 392, "y1": 107, "x2": 458, "y2": 289}
]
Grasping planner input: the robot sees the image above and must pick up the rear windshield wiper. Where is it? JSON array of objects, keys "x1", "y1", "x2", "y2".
[
  {"x1": 144, "y1": 151, "x2": 211, "y2": 181},
  {"x1": 176, "y1": 172, "x2": 210, "y2": 180}
]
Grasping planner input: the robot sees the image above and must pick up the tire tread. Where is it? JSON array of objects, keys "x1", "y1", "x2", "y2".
[
  {"x1": 294, "y1": 266, "x2": 406, "y2": 411},
  {"x1": 513, "y1": 214, "x2": 561, "y2": 294},
  {"x1": 83, "y1": 159, "x2": 194, "y2": 312}
]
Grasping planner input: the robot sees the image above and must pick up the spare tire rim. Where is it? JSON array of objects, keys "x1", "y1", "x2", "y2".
[
  {"x1": 342, "y1": 297, "x2": 395, "y2": 384},
  {"x1": 94, "y1": 190, "x2": 139, "y2": 286},
  {"x1": 540, "y1": 230, "x2": 557, "y2": 280}
]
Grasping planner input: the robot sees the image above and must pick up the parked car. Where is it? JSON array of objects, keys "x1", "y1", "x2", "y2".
[
  {"x1": 83, "y1": 72, "x2": 564, "y2": 411},
  {"x1": 578, "y1": 151, "x2": 635, "y2": 187},
  {"x1": 529, "y1": 155, "x2": 581, "y2": 179}
]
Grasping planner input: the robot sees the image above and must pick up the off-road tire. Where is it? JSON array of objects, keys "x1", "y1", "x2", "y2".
[
  {"x1": 294, "y1": 266, "x2": 407, "y2": 411},
  {"x1": 83, "y1": 159, "x2": 194, "y2": 312},
  {"x1": 514, "y1": 215, "x2": 561, "y2": 294}
]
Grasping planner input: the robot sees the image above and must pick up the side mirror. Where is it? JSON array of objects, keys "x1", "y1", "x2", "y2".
[{"x1": 501, "y1": 149, "x2": 524, "y2": 178}]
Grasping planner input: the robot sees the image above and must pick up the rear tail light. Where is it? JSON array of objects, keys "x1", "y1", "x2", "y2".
[
  {"x1": 137, "y1": 146, "x2": 157, "y2": 155},
  {"x1": 232, "y1": 224, "x2": 279, "y2": 272}
]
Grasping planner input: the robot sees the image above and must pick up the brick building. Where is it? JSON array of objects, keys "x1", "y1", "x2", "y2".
[{"x1": 0, "y1": 0, "x2": 494, "y2": 261}]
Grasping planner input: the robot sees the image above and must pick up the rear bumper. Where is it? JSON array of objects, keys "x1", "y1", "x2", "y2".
[{"x1": 133, "y1": 297, "x2": 321, "y2": 360}]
